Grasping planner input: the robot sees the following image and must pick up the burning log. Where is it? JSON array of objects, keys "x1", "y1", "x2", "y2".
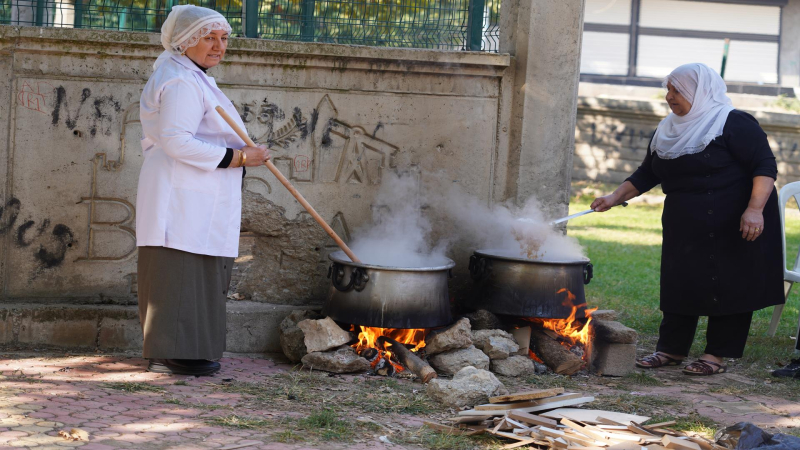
[
  {"x1": 529, "y1": 329, "x2": 584, "y2": 375},
  {"x1": 377, "y1": 336, "x2": 437, "y2": 383}
]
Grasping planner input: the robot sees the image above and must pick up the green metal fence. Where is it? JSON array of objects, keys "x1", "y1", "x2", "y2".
[{"x1": 0, "y1": 0, "x2": 501, "y2": 51}]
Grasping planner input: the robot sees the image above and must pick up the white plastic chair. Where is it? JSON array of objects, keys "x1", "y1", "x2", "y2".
[{"x1": 767, "y1": 181, "x2": 800, "y2": 340}]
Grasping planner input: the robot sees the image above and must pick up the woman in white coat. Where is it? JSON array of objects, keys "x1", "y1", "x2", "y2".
[{"x1": 136, "y1": 5, "x2": 269, "y2": 376}]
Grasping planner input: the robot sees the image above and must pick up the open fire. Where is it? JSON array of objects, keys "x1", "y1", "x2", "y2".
[
  {"x1": 350, "y1": 326, "x2": 428, "y2": 375},
  {"x1": 524, "y1": 288, "x2": 597, "y2": 366}
]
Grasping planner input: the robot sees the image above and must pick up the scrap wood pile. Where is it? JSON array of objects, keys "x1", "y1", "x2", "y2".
[{"x1": 423, "y1": 388, "x2": 728, "y2": 450}]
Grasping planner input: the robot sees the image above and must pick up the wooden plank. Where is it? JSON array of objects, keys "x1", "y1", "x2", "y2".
[
  {"x1": 662, "y1": 435, "x2": 701, "y2": 450},
  {"x1": 477, "y1": 393, "x2": 583, "y2": 411},
  {"x1": 597, "y1": 416, "x2": 626, "y2": 426},
  {"x1": 459, "y1": 396, "x2": 595, "y2": 416},
  {"x1": 494, "y1": 430, "x2": 536, "y2": 442},
  {"x1": 490, "y1": 387, "x2": 566, "y2": 403},
  {"x1": 644, "y1": 421, "x2": 676, "y2": 430},
  {"x1": 608, "y1": 442, "x2": 645, "y2": 450},
  {"x1": 628, "y1": 423, "x2": 658, "y2": 437},
  {"x1": 543, "y1": 408, "x2": 650, "y2": 425},
  {"x1": 540, "y1": 426, "x2": 567, "y2": 439},
  {"x1": 447, "y1": 415, "x2": 495, "y2": 424},
  {"x1": 503, "y1": 440, "x2": 537, "y2": 449},
  {"x1": 508, "y1": 410, "x2": 558, "y2": 428}
]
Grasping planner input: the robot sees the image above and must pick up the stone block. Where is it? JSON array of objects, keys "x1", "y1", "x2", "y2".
[
  {"x1": 297, "y1": 317, "x2": 352, "y2": 353},
  {"x1": 17, "y1": 307, "x2": 98, "y2": 348},
  {"x1": 464, "y1": 310, "x2": 503, "y2": 331},
  {"x1": 425, "y1": 317, "x2": 472, "y2": 355},
  {"x1": 591, "y1": 310, "x2": 618, "y2": 321},
  {"x1": 491, "y1": 355, "x2": 535, "y2": 377},
  {"x1": 0, "y1": 309, "x2": 14, "y2": 344},
  {"x1": 279, "y1": 310, "x2": 324, "y2": 363},
  {"x1": 592, "y1": 342, "x2": 636, "y2": 377},
  {"x1": 226, "y1": 302, "x2": 321, "y2": 353},
  {"x1": 593, "y1": 320, "x2": 637, "y2": 344},
  {"x1": 98, "y1": 318, "x2": 143, "y2": 350},
  {"x1": 301, "y1": 346, "x2": 370, "y2": 374},
  {"x1": 472, "y1": 329, "x2": 519, "y2": 360},
  {"x1": 426, "y1": 366, "x2": 508, "y2": 408},
  {"x1": 428, "y1": 345, "x2": 490, "y2": 375}
]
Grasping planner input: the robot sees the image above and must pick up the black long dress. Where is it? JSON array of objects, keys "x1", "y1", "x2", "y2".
[{"x1": 627, "y1": 110, "x2": 784, "y2": 316}]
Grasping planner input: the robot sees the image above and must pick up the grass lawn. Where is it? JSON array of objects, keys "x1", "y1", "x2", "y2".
[{"x1": 567, "y1": 181, "x2": 800, "y2": 373}]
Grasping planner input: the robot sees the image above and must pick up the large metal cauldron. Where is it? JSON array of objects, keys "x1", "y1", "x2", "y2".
[
  {"x1": 465, "y1": 249, "x2": 593, "y2": 318},
  {"x1": 323, "y1": 251, "x2": 455, "y2": 329}
]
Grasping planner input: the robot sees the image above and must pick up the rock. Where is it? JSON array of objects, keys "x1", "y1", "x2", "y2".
[
  {"x1": 591, "y1": 310, "x2": 618, "y2": 321},
  {"x1": 425, "y1": 318, "x2": 472, "y2": 355},
  {"x1": 426, "y1": 366, "x2": 508, "y2": 408},
  {"x1": 279, "y1": 310, "x2": 323, "y2": 363},
  {"x1": 472, "y1": 330, "x2": 519, "y2": 360},
  {"x1": 428, "y1": 345, "x2": 490, "y2": 375},
  {"x1": 301, "y1": 346, "x2": 370, "y2": 373},
  {"x1": 533, "y1": 361, "x2": 548, "y2": 374},
  {"x1": 490, "y1": 355, "x2": 535, "y2": 377},
  {"x1": 298, "y1": 317, "x2": 352, "y2": 353},
  {"x1": 463, "y1": 309, "x2": 503, "y2": 331},
  {"x1": 593, "y1": 320, "x2": 638, "y2": 344},
  {"x1": 592, "y1": 341, "x2": 635, "y2": 377}
]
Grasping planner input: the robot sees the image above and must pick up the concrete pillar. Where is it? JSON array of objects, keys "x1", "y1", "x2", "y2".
[
  {"x1": 500, "y1": 0, "x2": 586, "y2": 217},
  {"x1": 780, "y1": 0, "x2": 800, "y2": 89}
]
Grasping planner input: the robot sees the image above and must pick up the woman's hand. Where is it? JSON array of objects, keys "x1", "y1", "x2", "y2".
[
  {"x1": 591, "y1": 193, "x2": 620, "y2": 212},
  {"x1": 740, "y1": 207, "x2": 764, "y2": 241},
  {"x1": 241, "y1": 145, "x2": 270, "y2": 167}
]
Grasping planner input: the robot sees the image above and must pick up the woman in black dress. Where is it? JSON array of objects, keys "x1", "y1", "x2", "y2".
[{"x1": 591, "y1": 63, "x2": 784, "y2": 375}]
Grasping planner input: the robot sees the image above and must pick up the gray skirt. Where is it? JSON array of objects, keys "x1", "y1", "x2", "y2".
[{"x1": 137, "y1": 246, "x2": 234, "y2": 359}]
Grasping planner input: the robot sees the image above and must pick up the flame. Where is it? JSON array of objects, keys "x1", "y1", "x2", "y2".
[
  {"x1": 528, "y1": 349, "x2": 544, "y2": 363},
  {"x1": 350, "y1": 326, "x2": 428, "y2": 373},
  {"x1": 524, "y1": 288, "x2": 597, "y2": 360}
]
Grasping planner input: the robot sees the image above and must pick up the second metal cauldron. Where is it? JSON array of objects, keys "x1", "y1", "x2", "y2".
[
  {"x1": 322, "y1": 251, "x2": 455, "y2": 329},
  {"x1": 465, "y1": 249, "x2": 593, "y2": 318}
]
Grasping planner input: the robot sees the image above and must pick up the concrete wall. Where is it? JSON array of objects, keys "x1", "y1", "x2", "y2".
[
  {"x1": 0, "y1": 0, "x2": 588, "y2": 351},
  {"x1": 781, "y1": 0, "x2": 800, "y2": 89},
  {"x1": 573, "y1": 96, "x2": 800, "y2": 187}
]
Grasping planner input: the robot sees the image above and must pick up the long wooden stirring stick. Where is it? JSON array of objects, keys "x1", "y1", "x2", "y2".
[{"x1": 215, "y1": 106, "x2": 362, "y2": 264}]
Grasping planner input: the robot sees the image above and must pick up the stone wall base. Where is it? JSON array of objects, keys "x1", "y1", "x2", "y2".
[{"x1": 0, "y1": 302, "x2": 320, "y2": 353}]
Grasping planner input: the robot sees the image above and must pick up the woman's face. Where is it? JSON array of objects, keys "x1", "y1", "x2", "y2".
[
  {"x1": 185, "y1": 29, "x2": 228, "y2": 69},
  {"x1": 665, "y1": 81, "x2": 692, "y2": 116}
]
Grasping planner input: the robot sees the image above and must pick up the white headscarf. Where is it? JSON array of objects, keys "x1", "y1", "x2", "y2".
[
  {"x1": 650, "y1": 63, "x2": 734, "y2": 160},
  {"x1": 153, "y1": 5, "x2": 232, "y2": 70}
]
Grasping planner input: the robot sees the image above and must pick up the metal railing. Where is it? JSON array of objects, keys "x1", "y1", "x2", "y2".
[{"x1": 1, "y1": 0, "x2": 501, "y2": 51}]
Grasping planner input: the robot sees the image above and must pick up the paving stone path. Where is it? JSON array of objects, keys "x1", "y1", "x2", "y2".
[
  {"x1": 1, "y1": 352, "x2": 799, "y2": 449},
  {"x1": 0, "y1": 354, "x2": 405, "y2": 450}
]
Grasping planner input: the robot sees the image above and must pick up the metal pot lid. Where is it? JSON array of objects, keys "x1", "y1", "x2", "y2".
[
  {"x1": 329, "y1": 251, "x2": 456, "y2": 272},
  {"x1": 474, "y1": 249, "x2": 590, "y2": 265}
]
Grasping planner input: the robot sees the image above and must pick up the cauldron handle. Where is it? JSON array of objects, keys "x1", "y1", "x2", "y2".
[
  {"x1": 584, "y1": 263, "x2": 594, "y2": 285},
  {"x1": 469, "y1": 255, "x2": 490, "y2": 280},
  {"x1": 329, "y1": 263, "x2": 356, "y2": 292}
]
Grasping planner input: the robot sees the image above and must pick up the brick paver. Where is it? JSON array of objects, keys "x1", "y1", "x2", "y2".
[{"x1": 0, "y1": 354, "x2": 404, "y2": 449}]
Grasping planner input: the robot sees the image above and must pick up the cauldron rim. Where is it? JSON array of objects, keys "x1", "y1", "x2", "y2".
[
  {"x1": 329, "y1": 251, "x2": 456, "y2": 272},
  {"x1": 474, "y1": 248, "x2": 590, "y2": 265}
]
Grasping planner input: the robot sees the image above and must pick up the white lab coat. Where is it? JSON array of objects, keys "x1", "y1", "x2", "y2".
[{"x1": 136, "y1": 54, "x2": 246, "y2": 257}]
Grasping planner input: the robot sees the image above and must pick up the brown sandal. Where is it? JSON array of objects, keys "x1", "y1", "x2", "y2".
[
  {"x1": 682, "y1": 359, "x2": 727, "y2": 376},
  {"x1": 635, "y1": 352, "x2": 684, "y2": 369}
]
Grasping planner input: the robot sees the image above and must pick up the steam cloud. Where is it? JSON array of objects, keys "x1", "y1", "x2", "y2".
[{"x1": 346, "y1": 172, "x2": 586, "y2": 267}]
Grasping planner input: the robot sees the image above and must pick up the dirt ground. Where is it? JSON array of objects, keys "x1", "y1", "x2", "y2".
[{"x1": 0, "y1": 349, "x2": 799, "y2": 450}]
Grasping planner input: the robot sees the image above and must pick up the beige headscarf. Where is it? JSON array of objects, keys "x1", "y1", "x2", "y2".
[{"x1": 153, "y1": 5, "x2": 231, "y2": 70}]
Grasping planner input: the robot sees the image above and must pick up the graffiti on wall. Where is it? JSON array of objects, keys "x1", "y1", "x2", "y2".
[
  {"x1": 0, "y1": 197, "x2": 75, "y2": 272},
  {"x1": 10, "y1": 82, "x2": 405, "y2": 284}
]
